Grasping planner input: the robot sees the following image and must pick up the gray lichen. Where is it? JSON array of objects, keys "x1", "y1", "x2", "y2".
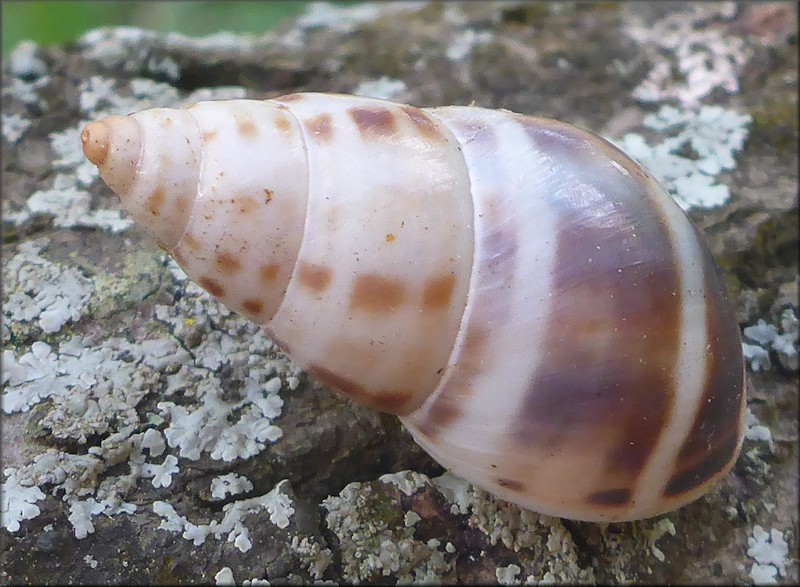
[
  {"x1": 611, "y1": 104, "x2": 752, "y2": 210},
  {"x1": 323, "y1": 476, "x2": 454, "y2": 583}
]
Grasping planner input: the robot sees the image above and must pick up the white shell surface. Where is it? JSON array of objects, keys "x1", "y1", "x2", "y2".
[
  {"x1": 264, "y1": 94, "x2": 474, "y2": 415},
  {"x1": 170, "y1": 100, "x2": 310, "y2": 321}
]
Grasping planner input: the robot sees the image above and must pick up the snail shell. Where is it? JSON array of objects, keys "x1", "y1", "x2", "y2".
[{"x1": 81, "y1": 93, "x2": 745, "y2": 522}]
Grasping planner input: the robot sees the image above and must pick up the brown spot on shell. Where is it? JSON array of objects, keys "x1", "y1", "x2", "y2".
[
  {"x1": 385, "y1": 233, "x2": 395, "y2": 243},
  {"x1": 274, "y1": 112, "x2": 292, "y2": 134},
  {"x1": 147, "y1": 187, "x2": 165, "y2": 217},
  {"x1": 171, "y1": 248, "x2": 186, "y2": 267},
  {"x1": 350, "y1": 274, "x2": 406, "y2": 313},
  {"x1": 585, "y1": 488, "x2": 632, "y2": 507},
  {"x1": 198, "y1": 276, "x2": 225, "y2": 298},
  {"x1": 202, "y1": 129, "x2": 218, "y2": 142},
  {"x1": 307, "y1": 364, "x2": 367, "y2": 402},
  {"x1": 496, "y1": 478, "x2": 525, "y2": 492},
  {"x1": 260, "y1": 264, "x2": 280, "y2": 283},
  {"x1": 176, "y1": 195, "x2": 192, "y2": 216},
  {"x1": 264, "y1": 188, "x2": 273, "y2": 204},
  {"x1": 417, "y1": 400, "x2": 461, "y2": 438},
  {"x1": 160, "y1": 117, "x2": 174, "y2": 128},
  {"x1": 400, "y1": 105, "x2": 444, "y2": 140},
  {"x1": 349, "y1": 106, "x2": 397, "y2": 139},
  {"x1": 298, "y1": 262, "x2": 333, "y2": 293},
  {"x1": 235, "y1": 196, "x2": 260, "y2": 215},
  {"x1": 242, "y1": 299, "x2": 265, "y2": 315},
  {"x1": 215, "y1": 251, "x2": 241, "y2": 275},
  {"x1": 182, "y1": 232, "x2": 201, "y2": 251},
  {"x1": 422, "y1": 274, "x2": 457, "y2": 310},
  {"x1": 307, "y1": 365, "x2": 413, "y2": 416},
  {"x1": 236, "y1": 115, "x2": 257, "y2": 139},
  {"x1": 373, "y1": 390, "x2": 414, "y2": 415},
  {"x1": 306, "y1": 114, "x2": 333, "y2": 142}
]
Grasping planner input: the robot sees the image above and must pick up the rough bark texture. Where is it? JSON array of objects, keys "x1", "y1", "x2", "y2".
[{"x1": 2, "y1": 2, "x2": 797, "y2": 585}]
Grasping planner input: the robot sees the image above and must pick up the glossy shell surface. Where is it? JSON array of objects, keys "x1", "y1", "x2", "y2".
[{"x1": 81, "y1": 93, "x2": 745, "y2": 521}]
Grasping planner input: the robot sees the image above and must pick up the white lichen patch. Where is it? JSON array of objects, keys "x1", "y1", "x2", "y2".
[
  {"x1": 431, "y1": 472, "x2": 595, "y2": 583},
  {"x1": 1, "y1": 74, "x2": 50, "y2": 110},
  {"x1": 1, "y1": 239, "x2": 299, "y2": 533},
  {"x1": 78, "y1": 26, "x2": 272, "y2": 77},
  {"x1": 644, "y1": 518, "x2": 677, "y2": 563},
  {"x1": 142, "y1": 455, "x2": 180, "y2": 488},
  {"x1": 404, "y1": 511, "x2": 421, "y2": 527},
  {"x1": 77, "y1": 75, "x2": 182, "y2": 124},
  {"x1": 1, "y1": 467, "x2": 46, "y2": 532},
  {"x1": 295, "y1": 1, "x2": 422, "y2": 34},
  {"x1": 68, "y1": 498, "x2": 108, "y2": 539},
  {"x1": 141, "y1": 428, "x2": 166, "y2": 457},
  {"x1": 2, "y1": 239, "x2": 94, "y2": 335},
  {"x1": 2, "y1": 112, "x2": 32, "y2": 143},
  {"x1": 157, "y1": 380, "x2": 284, "y2": 462},
  {"x1": 78, "y1": 28, "x2": 182, "y2": 81},
  {"x1": 379, "y1": 470, "x2": 430, "y2": 497},
  {"x1": 290, "y1": 535, "x2": 333, "y2": 580},
  {"x1": 625, "y1": 3, "x2": 750, "y2": 107},
  {"x1": 214, "y1": 567, "x2": 236, "y2": 586},
  {"x1": 612, "y1": 105, "x2": 751, "y2": 209},
  {"x1": 742, "y1": 311, "x2": 799, "y2": 372},
  {"x1": 3, "y1": 448, "x2": 139, "y2": 539},
  {"x1": 7, "y1": 40, "x2": 48, "y2": 78},
  {"x1": 215, "y1": 567, "x2": 274, "y2": 587},
  {"x1": 1, "y1": 335, "x2": 175, "y2": 442},
  {"x1": 1, "y1": 267, "x2": 295, "y2": 537},
  {"x1": 281, "y1": 1, "x2": 427, "y2": 49},
  {"x1": 745, "y1": 408, "x2": 775, "y2": 454},
  {"x1": 773, "y1": 309, "x2": 799, "y2": 371},
  {"x1": 152, "y1": 480, "x2": 295, "y2": 553},
  {"x1": 430, "y1": 471, "x2": 474, "y2": 516},
  {"x1": 211, "y1": 473, "x2": 254, "y2": 500},
  {"x1": 433, "y1": 472, "x2": 544, "y2": 551},
  {"x1": 152, "y1": 284, "x2": 295, "y2": 462},
  {"x1": 323, "y1": 479, "x2": 453, "y2": 583},
  {"x1": 747, "y1": 525, "x2": 789, "y2": 584},
  {"x1": 446, "y1": 28, "x2": 493, "y2": 62},
  {"x1": 352, "y1": 77, "x2": 408, "y2": 100},
  {"x1": 743, "y1": 342, "x2": 772, "y2": 373},
  {"x1": 5, "y1": 173, "x2": 133, "y2": 233},
  {"x1": 495, "y1": 563, "x2": 522, "y2": 585}
]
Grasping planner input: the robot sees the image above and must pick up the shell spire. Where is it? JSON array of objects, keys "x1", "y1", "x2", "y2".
[{"x1": 82, "y1": 112, "x2": 197, "y2": 251}]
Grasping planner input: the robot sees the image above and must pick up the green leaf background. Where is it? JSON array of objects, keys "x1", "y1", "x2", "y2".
[{"x1": 1, "y1": 1, "x2": 332, "y2": 56}]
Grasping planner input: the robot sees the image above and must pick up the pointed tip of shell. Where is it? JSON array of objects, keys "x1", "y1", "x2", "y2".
[
  {"x1": 81, "y1": 115, "x2": 141, "y2": 198},
  {"x1": 81, "y1": 121, "x2": 110, "y2": 166}
]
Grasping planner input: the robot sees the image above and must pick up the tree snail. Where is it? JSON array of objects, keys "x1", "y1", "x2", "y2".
[{"x1": 81, "y1": 92, "x2": 745, "y2": 522}]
